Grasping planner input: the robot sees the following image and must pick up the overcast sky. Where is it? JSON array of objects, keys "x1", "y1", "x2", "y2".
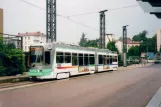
[{"x1": 0, "y1": 0, "x2": 161, "y2": 44}]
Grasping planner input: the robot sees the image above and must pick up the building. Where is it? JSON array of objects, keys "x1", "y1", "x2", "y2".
[
  {"x1": 3, "y1": 37, "x2": 22, "y2": 49},
  {"x1": 17, "y1": 32, "x2": 46, "y2": 52},
  {"x1": 115, "y1": 38, "x2": 140, "y2": 53},
  {"x1": 105, "y1": 34, "x2": 115, "y2": 46},
  {"x1": 157, "y1": 29, "x2": 161, "y2": 52},
  {"x1": 0, "y1": 8, "x2": 3, "y2": 34}
]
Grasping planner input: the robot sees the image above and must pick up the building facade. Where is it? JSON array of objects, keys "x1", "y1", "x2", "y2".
[
  {"x1": 115, "y1": 38, "x2": 140, "y2": 53},
  {"x1": 157, "y1": 29, "x2": 161, "y2": 52},
  {"x1": 0, "y1": 8, "x2": 3, "y2": 34},
  {"x1": 17, "y1": 32, "x2": 46, "y2": 52},
  {"x1": 3, "y1": 37, "x2": 22, "y2": 49}
]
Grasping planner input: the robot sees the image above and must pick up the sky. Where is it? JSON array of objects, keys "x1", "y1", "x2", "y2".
[{"x1": 0, "y1": 0, "x2": 161, "y2": 44}]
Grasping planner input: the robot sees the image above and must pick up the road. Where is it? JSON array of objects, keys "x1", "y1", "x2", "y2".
[{"x1": 0, "y1": 64, "x2": 161, "y2": 107}]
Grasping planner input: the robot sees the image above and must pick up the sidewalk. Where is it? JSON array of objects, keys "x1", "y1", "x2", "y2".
[{"x1": 118, "y1": 63, "x2": 153, "y2": 71}]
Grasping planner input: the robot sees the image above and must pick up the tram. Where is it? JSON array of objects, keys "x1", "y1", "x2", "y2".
[{"x1": 28, "y1": 42, "x2": 118, "y2": 79}]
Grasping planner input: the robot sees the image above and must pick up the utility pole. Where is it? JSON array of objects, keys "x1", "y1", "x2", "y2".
[
  {"x1": 46, "y1": 0, "x2": 56, "y2": 43},
  {"x1": 122, "y1": 25, "x2": 128, "y2": 67},
  {"x1": 99, "y1": 10, "x2": 108, "y2": 49}
]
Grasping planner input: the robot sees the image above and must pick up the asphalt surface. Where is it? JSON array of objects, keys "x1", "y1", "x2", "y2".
[{"x1": 0, "y1": 64, "x2": 161, "y2": 107}]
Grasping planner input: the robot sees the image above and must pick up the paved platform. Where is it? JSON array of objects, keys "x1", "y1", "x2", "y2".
[
  {"x1": 0, "y1": 63, "x2": 153, "y2": 84},
  {"x1": 146, "y1": 87, "x2": 161, "y2": 107}
]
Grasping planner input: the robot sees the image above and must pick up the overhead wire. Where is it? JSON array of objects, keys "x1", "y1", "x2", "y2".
[
  {"x1": 18, "y1": 0, "x2": 140, "y2": 31},
  {"x1": 67, "y1": 5, "x2": 139, "y2": 17},
  {"x1": 19, "y1": 0, "x2": 99, "y2": 31}
]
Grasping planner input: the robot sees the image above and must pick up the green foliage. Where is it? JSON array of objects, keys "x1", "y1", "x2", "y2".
[
  {"x1": 106, "y1": 41, "x2": 118, "y2": 52},
  {"x1": 79, "y1": 33, "x2": 99, "y2": 48},
  {"x1": 0, "y1": 37, "x2": 26, "y2": 76},
  {"x1": 79, "y1": 33, "x2": 87, "y2": 47},
  {"x1": 128, "y1": 46, "x2": 140, "y2": 57},
  {"x1": 132, "y1": 30, "x2": 148, "y2": 42}
]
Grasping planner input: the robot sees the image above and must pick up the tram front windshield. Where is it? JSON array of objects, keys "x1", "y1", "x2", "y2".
[{"x1": 30, "y1": 46, "x2": 44, "y2": 67}]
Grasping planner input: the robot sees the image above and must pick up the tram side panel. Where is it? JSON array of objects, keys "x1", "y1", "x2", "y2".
[{"x1": 53, "y1": 48, "x2": 97, "y2": 79}]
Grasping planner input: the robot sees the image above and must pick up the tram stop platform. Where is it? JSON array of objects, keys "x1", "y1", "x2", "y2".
[{"x1": 146, "y1": 87, "x2": 161, "y2": 107}]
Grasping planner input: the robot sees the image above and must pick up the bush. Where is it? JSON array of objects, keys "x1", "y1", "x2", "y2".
[
  {"x1": 118, "y1": 61, "x2": 123, "y2": 67},
  {"x1": 0, "y1": 67, "x2": 20, "y2": 76},
  {"x1": 0, "y1": 38, "x2": 26, "y2": 76}
]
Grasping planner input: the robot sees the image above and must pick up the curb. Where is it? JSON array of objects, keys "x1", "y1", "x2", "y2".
[{"x1": 0, "y1": 76, "x2": 29, "y2": 84}]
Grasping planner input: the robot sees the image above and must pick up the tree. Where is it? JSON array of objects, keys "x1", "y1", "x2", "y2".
[
  {"x1": 128, "y1": 46, "x2": 140, "y2": 57},
  {"x1": 132, "y1": 30, "x2": 148, "y2": 42},
  {"x1": 85, "y1": 39, "x2": 98, "y2": 48},
  {"x1": 79, "y1": 33, "x2": 99, "y2": 48},
  {"x1": 8, "y1": 43, "x2": 16, "y2": 49},
  {"x1": 0, "y1": 37, "x2": 26, "y2": 76},
  {"x1": 106, "y1": 41, "x2": 118, "y2": 52},
  {"x1": 79, "y1": 33, "x2": 87, "y2": 47}
]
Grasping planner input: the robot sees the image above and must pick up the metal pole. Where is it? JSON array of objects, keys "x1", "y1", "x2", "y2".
[
  {"x1": 46, "y1": 0, "x2": 56, "y2": 43},
  {"x1": 103, "y1": 14, "x2": 106, "y2": 49},
  {"x1": 122, "y1": 25, "x2": 128, "y2": 67},
  {"x1": 100, "y1": 13, "x2": 103, "y2": 49},
  {"x1": 147, "y1": 44, "x2": 148, "y2": 63},
  {"x1": 99, "y1": 10, "x2": 107, "y2": 49}
]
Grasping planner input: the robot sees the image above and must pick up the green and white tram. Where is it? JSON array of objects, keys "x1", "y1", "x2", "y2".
[{"x1": 28, "y1": 42, "x2": 118, "y2": 79}]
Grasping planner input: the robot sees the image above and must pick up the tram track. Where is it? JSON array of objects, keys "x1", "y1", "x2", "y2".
[{"x1": 0, "y1": 81, "x2": 38, "y2": 89}]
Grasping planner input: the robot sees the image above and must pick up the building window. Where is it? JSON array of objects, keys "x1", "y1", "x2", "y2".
[{"x1": 28, "y1": 37, "x2": 30, "y2": 40}]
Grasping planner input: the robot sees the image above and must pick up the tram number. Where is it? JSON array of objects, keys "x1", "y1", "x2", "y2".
[{"x1": 79, "y1": 66, "x2": 89, "y2": 72}]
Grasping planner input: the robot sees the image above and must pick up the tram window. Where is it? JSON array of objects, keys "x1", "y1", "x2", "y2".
[
  {"x1": 45, "y1": 51, "x2": 51, "y2": 65},
  {"x1": 65, "y1": 53, "x2": 71, "y2": 63},
  {"x1": 112, "y1": 56, "x2": 115, "y2": 62},
  {"x1": 103, "y1": 55, "x2": 107, "y2": 65},
  {"x1": 56, "y1": 52, "x2": 64, "y2": 63},
  {"x1": 79, "y1": 54, "x2": 83, "y2": 66},
  {"x1": 99, "y1": 55, "x2": 103, "y2": 64},
  {"x1": 114, "y1": 56, "x2": 118, "y2": 62},
  {"x1": 107, "y1": 55, "x2": 110, "y2": 64},
  {"x1": 72, "y1": 53, "x2": 77, "y2": 65},
  {"x1": 110, "y1": 56, "x2": 112, "y2": 64},
  {"x1": 89, "y1": 54, "x2": 95, "y2": 65},
  {"x1": 84, "y1": 54, "x2": 89, "y2": 66}
]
